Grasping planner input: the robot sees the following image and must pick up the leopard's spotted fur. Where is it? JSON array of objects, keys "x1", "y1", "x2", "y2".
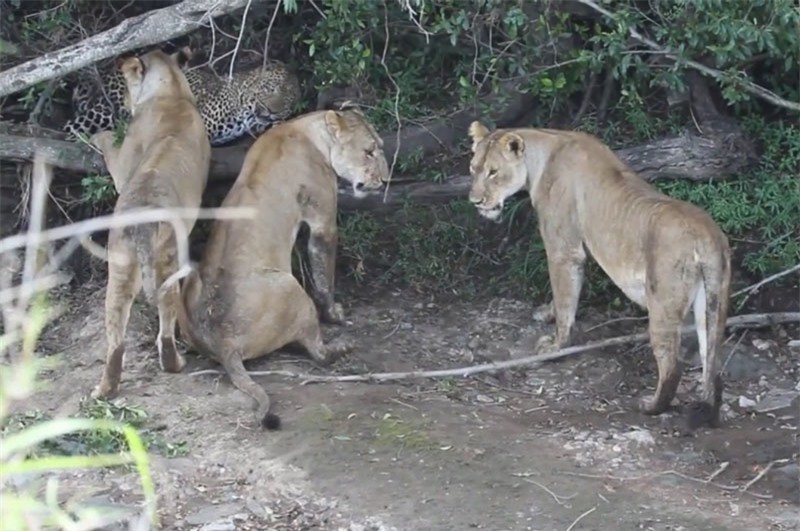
[{"x1": 64, "y1": 59, "x2": 301, "y2": 146}]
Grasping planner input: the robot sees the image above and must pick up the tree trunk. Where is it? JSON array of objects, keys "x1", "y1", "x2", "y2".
[
  {"x1": 0, "y1": 121, "x2": 755, "y2": 212},
  {"x1": 0, "y1": 0, "x2": 260, "y2": 99}
]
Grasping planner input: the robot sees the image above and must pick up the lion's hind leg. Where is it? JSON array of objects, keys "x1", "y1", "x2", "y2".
[
  {"x1": 92, "y1": 236, "x2": 141, "y2": 399},
  {"x1": 291, "y1": 282, "x2": 353, "y2": 366},
  {"x1": 640, "y1": 273, "x2": 693, "y2": 417}
]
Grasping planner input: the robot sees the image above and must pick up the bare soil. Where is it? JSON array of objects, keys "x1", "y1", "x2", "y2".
[{"x1": 22, "y1": 277, "x2": 800, "y2": 531}]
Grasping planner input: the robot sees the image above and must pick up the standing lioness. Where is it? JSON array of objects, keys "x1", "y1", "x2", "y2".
[
  {"x1": 90, "y1": 47, "x2": 211, "y2": 399},
  {"x1": 175, "y1": 107, "x2": 389, "y2": 430},
  {"x1": 467, "y1": 121, "x2": 731, "y2": 430}
]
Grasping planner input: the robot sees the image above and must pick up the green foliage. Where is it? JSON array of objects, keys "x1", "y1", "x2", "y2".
[
  {"x1": 589, "y1": 0, "x2": 800, "y2": 111},
  {"x1": 3, "y1": 398, "x2": 189, "y2": 459},
  {"x1": 657, "y1": 118, "x2": 800, "y2": 276},
  {"x1": 81, "y1": 174, "x2": 116, "y2": 206},
  {"x1": 0, "y1": 293, "x2": 156, "y2": 530}
]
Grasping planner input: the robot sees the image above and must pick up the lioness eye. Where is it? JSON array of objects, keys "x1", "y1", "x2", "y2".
[{"x1": 488, "y1": 169, "x2": 498, "y2": 178}]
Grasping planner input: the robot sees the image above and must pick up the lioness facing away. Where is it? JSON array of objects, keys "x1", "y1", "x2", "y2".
[
  {"x1": 174, "y1": 107, "x2": 389, "y2": 430},
  {"x1": 467, "y1": 121, "x2": 731, "y2": 430},
  {"x1": 90, "y1": 47, "x2": 211, "y2": 399}
]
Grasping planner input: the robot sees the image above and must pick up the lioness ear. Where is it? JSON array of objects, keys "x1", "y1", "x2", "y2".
[
  {"x1": 119, "y1": 57, "x2": 144, "y2": 82},
  {"x1": 468, "y1": 121, "x2": 490, "y2": 152},
  {"x1": 325, "y1": 110, "x2": 346, "y2": 138},
  {"x1": 171, "y1": 46, "x2": 193, "y2": 70},
  {"x1": 500, "y1": 132, "x2": 525, "y2": 159}
]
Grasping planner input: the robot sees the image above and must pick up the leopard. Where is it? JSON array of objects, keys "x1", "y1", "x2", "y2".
[
  {"x1": 467, "y1": 120, "x2": 731, "y2": 431},
  {"x1": 64, "y1": 58, "x2": 300, "y2": 147},
  {"x1": 88, "y1": 46, "x2": 211, "y2": 400},
  {"x1": 161, "y1": 105, "x2": 389, "y2": 430}
]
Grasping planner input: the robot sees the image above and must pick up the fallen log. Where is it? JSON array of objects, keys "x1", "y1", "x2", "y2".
[
  {"x1": 0, "y1": 0, "x2": 260, "y2": 99},
  {"x1": 0, "y1": 122, "x2": 754, "y2": 211}
]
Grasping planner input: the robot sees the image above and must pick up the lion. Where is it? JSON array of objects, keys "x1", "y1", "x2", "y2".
[
  {"x1": 467, "y1": 121, "x2": 731, "y2": 430},
  {"x1": 169, "y1": 106, "x2": 389, "y2": 430},
  {"x1": 89, "y1": 47, "x2": 211, "y2": 400}
]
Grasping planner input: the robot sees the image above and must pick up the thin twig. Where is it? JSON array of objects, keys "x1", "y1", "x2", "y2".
[
  {"x1": 0, "y1": 206, "x2": 256, "y2": 256},
  {"x1": 185, "y1": 312, "x2": 800, "y2": 384},
  {"x1": 574, "y1": 0, "x2": 800, "y2": 112},
  {"x1": 706, "y1": 461, "x2": 729, "y2": 482},
  {"x1": 563, "y1": 469, "x2": 773, "y2": 499},
  {"x1": 565, "y1": 506, "x2": 596, "y2": 531},
  {"x1": 720, "y1": 331, "x2": 746, "y2": 374},
  {"x1": 262, "y1": 0, "x2": 282, "y2": 69},
  {"x1": 189, "y1": 368, "x2": 300, "y2": 379},
  {"x1": 229, "y1": 0, "x2": 253, "y2": 80},
  {"x1": 732, "y1": 264, "x2": 800, "y2": 300},
  {"x1": 578, "y1": 0, "x2": 800, "y2": 111},
  {"x1": 584, "y1": 315, "x2": 648, "y2": 333},
  {"x1": 380, "y1": 0, "x2": 402, "y2": 204},
  {"x1": 520, "y1": 478, "x2": 576, "y2": 506},
  {"x1": 741, "y1": 459, "x2": 788, "y2": 492}
]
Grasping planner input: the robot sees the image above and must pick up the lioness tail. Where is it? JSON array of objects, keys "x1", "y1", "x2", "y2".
[
  {"x1": 173, "y1": 267, "x2": 281, "y2": 431},
  {"x1": 686, "y1": 243, "x2": 731, "y2": 430}
]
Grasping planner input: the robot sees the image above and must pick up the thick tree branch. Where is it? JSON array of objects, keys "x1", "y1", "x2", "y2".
[
  {"x1": 0, "y1": 0, "x2": 261, "y2": 99},
  {"x1": 0, "y1": 123, "x2": 755, "y2": 211},
  {"x1": 574, "y1": 0, "x2": 800, "y2": 113}
]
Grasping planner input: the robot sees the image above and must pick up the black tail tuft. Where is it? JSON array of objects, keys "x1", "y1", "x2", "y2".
[
  {"x1": 685, "y1": 375, "x2": 724, "y2": 431},
  {"x1": 261, "y1": 412, "x2": 282, "y2": 431}
]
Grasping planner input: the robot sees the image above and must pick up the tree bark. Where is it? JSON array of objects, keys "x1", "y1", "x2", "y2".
[
  {"x1": 0, "y1": 122, "x2": 755, "y2": 211},
  {"x1": 0, "y1": 0, "x2": 260, "y2": 99}
]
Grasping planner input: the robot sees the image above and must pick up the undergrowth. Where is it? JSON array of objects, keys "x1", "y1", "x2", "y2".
[{"x1": 2, "y1": 398, "x2": 189, "y2": 460}]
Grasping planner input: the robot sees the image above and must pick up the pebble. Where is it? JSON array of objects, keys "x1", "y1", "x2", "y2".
[{"x1": 185, "y1": 503, "x2": 245, "y2": 526}]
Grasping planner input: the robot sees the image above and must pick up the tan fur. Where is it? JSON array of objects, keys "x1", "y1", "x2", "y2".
[
  {"x1": 467, "y1": 121, "x2": 731, "y2": 429},
  {"x1": 174, "y1": 107, "x2": 389, "y2": 429},
  {"x1": 90, "y1": 47, "x2": 211, "y2": 399}
]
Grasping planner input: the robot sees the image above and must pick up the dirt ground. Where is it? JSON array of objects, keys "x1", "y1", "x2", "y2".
[{"x1": 22, "y1": 275, "x2": 800, "y2": 531}]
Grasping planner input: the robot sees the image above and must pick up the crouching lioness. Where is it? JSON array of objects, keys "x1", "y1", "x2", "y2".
[
  {"x1": 467, "y1": 121, "x2": 731, "y2": 430},
  {"x1": 90, "y1": 47, "x2": 211, "y2": 399},
  {"x1": 174, "y1": 107, "x2": 389, "y2": 430}
]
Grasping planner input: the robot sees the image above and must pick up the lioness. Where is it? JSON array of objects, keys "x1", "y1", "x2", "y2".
[
  {"x1": 467, "y1": 121, "x2": 731, "y2": 430},
  {"x1": 90, "y1": 47, "x2": 211, "y2": 399},
  {"x1": 173, "y1": 106, "x2": 389, "y2": 430}
]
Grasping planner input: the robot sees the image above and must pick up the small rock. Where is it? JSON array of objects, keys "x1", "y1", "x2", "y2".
[
  {"x1": 620, "y1": 428, "x2": 655, "y2": 446},
  {"x1": 753, "y1": 388, "x2": 800, "y2": 413},
  {"x1": 475, "y1": 394, "x2": 494, "y2": 403},
  {"x1": 200, "y1": 520, "x2": 235, "y2": 531},
  {"x1": 752, "y1": 339, "x2": 774, "y2": 351},
  {"x1": 468, "y1": 337, "x2": 482, "y2": 349},
  {"x1": 787, "y1": 339, "x2": 800, "y2": 349},
  {"x1": 738, "y1": 396, "x2": 757, "y2": 409},
  {"x1": 185, "y1": 503, "x2": 245, "y2": 526}
]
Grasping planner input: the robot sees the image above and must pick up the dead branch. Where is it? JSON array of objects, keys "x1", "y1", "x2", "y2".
[
  {"x1": 187, "y1": 312, "x2": 800, "y2": 384},
  {"x1": 574, "y1": 0, "x2": 800, "y2": 113},
  {"x1": 563, "y1": 469, "x2": 773, "y2": 500},
  {"x1": 0, "y1": 123, "x2": 756, "y2": 211},
  {"x1": 732, "y1": 264, "x2": 800, "y2": 299},
  {"x1": 0, "y1": 0, "x2": 261, "y2": 99},
  {"x1": 565, "y1": 506, "x2": 596, "y2": 531}
]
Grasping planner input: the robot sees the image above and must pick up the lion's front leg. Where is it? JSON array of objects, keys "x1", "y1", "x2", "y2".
[
  {"x1": 306, "y1": 227, "x2": 345, "y2": 324},
  {"x1": 536, "y1": 249, "x2": 586, "y2": 354}
]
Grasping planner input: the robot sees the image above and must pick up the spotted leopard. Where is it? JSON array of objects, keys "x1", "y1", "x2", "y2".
[{"x1": 64, "y1": 59, "x2": 301, "y2": 146}]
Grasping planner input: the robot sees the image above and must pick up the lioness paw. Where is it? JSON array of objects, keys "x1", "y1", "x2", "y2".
[
  {"x1": 535, "y1": 334, "x2": 557, "y2": 354},
  {"x1": 326, "y1": 303, "x2": 346, "y2": 324}
]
